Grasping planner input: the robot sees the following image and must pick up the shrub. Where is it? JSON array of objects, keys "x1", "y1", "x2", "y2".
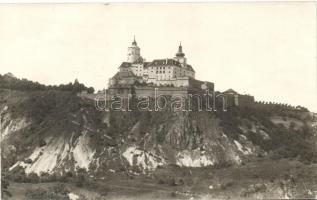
[
  {"x1": 170, "y1": 191, "x2": 177, "y2": 197},
  {"x1": 1, "y1": 172, "x2": 12, "y2": 199},
  {"x1": 158, "y1": 179, "x2": 165, "y2": 184},
  {"x1": 52, "y1": 183, "x2": 69, "y2": 196},
  {"x1": 168, "y1": 177, "x2": 177, "y2": 186},
  {"x1": 75, "y1": 181, "x2": 84, "y2": 188},
  {"x1": 39, "y1": 139, "x2": 46, "y2": 147},
  {"x1": 220, "y1": 181, "x2": 234, "y2": 190},
  {"x1": 27, "y1": 173, "x2": 39, "y2": 183},
  {"x1": 24, "y1": 159, "x2": 32, "y2": 164},
  {"x1": 100, "y1": 187, "x2": 110, "y2": 197},
  {"x1": 65, "y1": 171, "x2": 73, "y2": 178},
  {"x1": 23, "y1": 187, "x2": 69, "y2": 200}
]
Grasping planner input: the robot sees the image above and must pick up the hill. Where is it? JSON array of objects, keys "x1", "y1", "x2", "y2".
[
  {"x1": 0, "y1": 73, "x2": 94, "y2": 93},
  {"x1": 1, "y1": 87, "x2": 317, "y2": 199}
]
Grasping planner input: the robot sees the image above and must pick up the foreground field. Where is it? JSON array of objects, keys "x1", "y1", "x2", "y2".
[{"x1": 5, "y1": 159, "x2": 317, "y2": 200}]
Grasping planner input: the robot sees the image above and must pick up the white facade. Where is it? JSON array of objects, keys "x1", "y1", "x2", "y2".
[
  {"x1": 146, "y1": 61, "x2": 195, "y2": 82},
  {"x1": 130, "y1": 63, "x2": 144, "y2": 77},
  {"x1": 110, "y1": 38, "x2": 196, "y2": 87}
]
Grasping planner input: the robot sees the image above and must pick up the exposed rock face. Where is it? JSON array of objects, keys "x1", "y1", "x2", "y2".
[
  {"x1": 9, "y1": 131, "x2": 96, "y2": 175},
  {"x1": 176, "y1": 150, "x2": 215, "y2": 167},
  {"x1": 1, "y1": 89, "x2": 316, "y2": 176},
  {"x1": 122, "y1": 146, "x2": 165, "y2": 172},
  {"x1": 1, "y1": 105, "x2": 29, "y2": 140}
]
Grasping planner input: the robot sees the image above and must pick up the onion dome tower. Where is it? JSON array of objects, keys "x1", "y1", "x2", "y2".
[
  {"x1": 174, "y1": 42, "x2": 187, "y2": 66},
  {"x1": 176, "y1": 42, "x2": 185, "y2": 57}
]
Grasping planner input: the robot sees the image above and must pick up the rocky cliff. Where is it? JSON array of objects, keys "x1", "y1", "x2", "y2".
[{"x1": 1, "y1": 88, "x2": 316, "y2": 178}]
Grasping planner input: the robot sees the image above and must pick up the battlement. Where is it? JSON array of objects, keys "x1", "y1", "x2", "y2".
[{"x1": 253, "y1": 101, "x2": 308, "y2": 112}]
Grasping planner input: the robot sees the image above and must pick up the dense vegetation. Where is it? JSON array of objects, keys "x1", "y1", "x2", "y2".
[
  {"x1": 0, "y1": 73, "x2": 94, "y2": 93},
  {"x1": 216, "y1": 105, "x2": 316, "y2": 163}
]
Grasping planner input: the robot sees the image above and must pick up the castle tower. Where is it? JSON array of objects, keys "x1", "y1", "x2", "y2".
[
  {"x1": 127, "y1": 36, "x2": 142, "y2": 63},
  {"x1": 174, "y1": 42, "x2": 187, "y2": 66}
]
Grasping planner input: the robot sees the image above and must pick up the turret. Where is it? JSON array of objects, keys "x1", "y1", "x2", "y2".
[
  {"x1": 176, "y1": 42, "x2": 185, "y2": 57},
  {"x1": 127, "y1": 36, "x2": 142, "y2": 63},
  {"x1": 174, "y1": 42, "x2": 187, "y2": 66}
]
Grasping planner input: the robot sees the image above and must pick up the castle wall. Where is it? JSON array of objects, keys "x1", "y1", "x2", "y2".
[
  {"x1": 147, "y1": 77, "x2": 192, "y2": 87},
  {"x1": 188, "y1": 78, "x2": 214, "y2": 91},
  {"x1": 224, "y1": 93, "x2": 255, "y2": 107},
  {"x1": 237, "y1": 95, "x2": 255, "y2": 107},
  {"x1": 134, "y1": 86, "x2": 188, "y2": 97},
  {"x1": 106, "y1": 87, "x2": 134, "y2": 99}
]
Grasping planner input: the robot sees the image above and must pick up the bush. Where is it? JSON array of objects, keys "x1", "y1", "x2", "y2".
[
  {"x1": 65, "y1": 171, "x2": 73, "y2": 178},
  {"x1": 240, "y1": 183, "x2": 267, "y2": 197},
  {"x1": 220, "y1": 181, "x2": 234, "y2": 190},
  {"x1": 7, "y1": 166, "x2": 28, "y2": 182},
  {"x1": 24, "y1": 159, "x2": 32, "y2": 164},
  {"x1": 75, "y1": 181, "x2": 84, "y2": 187},
  {"x1": 23, "y1": 187, "x2": 69, "y2": 200},
  {"x1": 100, "y1": 187, "x2": 110, "y2": 197},
  {"x1": 170, "y1": 191, "x2": 177, "y2": 197},
  {"x1": 168, "y1": 177, "x2": 177, "y2": 186},
  {"x1": 1, "y1": 172, "x2": 12, "y2": 199},
  {"x1": 27, "y1": 173, "x2": 40, "y2": 183},
  {"x1": 52, "y1": 183, "x2": 69, "y2": 196},
  {"x1": 158, "y1": 179, "x2": 165, "y2": 184},
  {"x1": 74, "y1": 168, "x2": 87, "y2": 187},
  {"x1": 39, "y1": 139, "x2": 46, "y2": 147}
]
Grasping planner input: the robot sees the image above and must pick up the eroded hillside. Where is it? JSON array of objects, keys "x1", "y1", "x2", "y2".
[{"x1": 1, "y1": 88, "x2": 317, "y2": 199}]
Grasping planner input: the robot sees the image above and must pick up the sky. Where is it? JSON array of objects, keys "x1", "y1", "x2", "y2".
[{"x1": 0, "y1": 3, "x2": 316, "y2": 111}]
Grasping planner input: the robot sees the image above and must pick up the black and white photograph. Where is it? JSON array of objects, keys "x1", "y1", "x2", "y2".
[{"x1": 0, "y1": 2, "x2": 316, "y2": 200}]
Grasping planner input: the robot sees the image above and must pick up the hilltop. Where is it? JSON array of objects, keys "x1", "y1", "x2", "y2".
[{"x1": 0, "y1": 73, "x2": 94, "y2": 93}]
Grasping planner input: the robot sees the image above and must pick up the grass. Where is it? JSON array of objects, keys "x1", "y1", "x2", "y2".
[{"x1": 5, "y1": 158, "x2": 317, "y2": 200}]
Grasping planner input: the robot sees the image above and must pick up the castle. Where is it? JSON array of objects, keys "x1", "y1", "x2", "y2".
[
  {"x1": 75, "y1": 37, "x2": 256, "y2": 110},
  {"x1": 107, "y1": 37, "x2": 214, "y2": 98},
  {"x1": 78, "y1": 37, "x2": 306, "y2": 111}
]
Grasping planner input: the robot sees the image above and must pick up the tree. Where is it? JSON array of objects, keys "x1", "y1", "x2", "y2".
[{"x1": 87, "y1": 87, "x2": 94, "y2": 94}]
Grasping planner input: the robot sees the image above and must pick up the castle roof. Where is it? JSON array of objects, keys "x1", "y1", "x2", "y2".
[
  {"x1": 119, "y1": 62, "x2": 132, "y2": 68},
  {"x1": 223, "y1": 89, "x2": 238, "y2": 94},
  {"x1": 132, "y1": 36, "x2": 137, "y2": 46},
  {"x1": 176, "y1": 42, "x2": 185, "y2": 57},
  {"x1": 186, "y1": 64, "x2": 195, "y2": 72},
  {"x1": 119, "y1": 59, "x2": 194, "y2": 72},
  {"x1": 143, "y1": 62, "x2": 151, "y2": 68},
  {"x1": 148, "y1": 59, "x2": 195, "y2": 72},
  {"x1": 149, "y1": 59, "x2": 182, "y2": 67},
  {"x1": 113, "y1": 70, "x2": 137, "y2": 79}
]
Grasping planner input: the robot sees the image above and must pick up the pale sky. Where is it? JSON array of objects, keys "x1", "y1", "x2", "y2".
[{"x1": 0, "y1": 3, "x2": 316, "y2": 111}]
